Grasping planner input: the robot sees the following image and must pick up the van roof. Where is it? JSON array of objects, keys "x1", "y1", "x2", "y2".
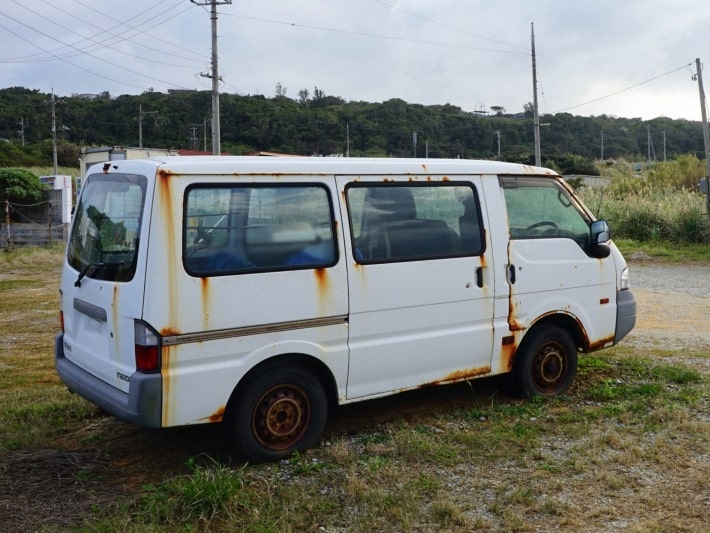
[{"x1": 90, "y1": 156, "x2": 559, "y2": 178}]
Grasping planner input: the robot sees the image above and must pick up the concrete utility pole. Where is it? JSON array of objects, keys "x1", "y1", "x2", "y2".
[
  {"x1": 138, "y1": 104, "x2": 157, "y2": 149},
  {"x1": 600, "y1": 129, "x2": 604, "y2": 161},
  {"x1": 695, "y1": 58, "x2": 710, "y2": 190},
  {"x1": 494, "y1": 130, "x2": 501, "y2": 158},
  {"x1": 531, "y1": 22, "x2": 541, "y2": 167},
  {"x1": 17, "y1": 117, "x2": 25, "y2": 146},
  {"x1": 191, "y1": 0, "x2": 232, "y2": 155},
  {"x1": 50, "y1": 89, "x2": 58, "y2": 175}
]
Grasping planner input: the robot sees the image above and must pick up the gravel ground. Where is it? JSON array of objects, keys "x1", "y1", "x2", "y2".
[{"x1": 624, "y1": 262, "x2": 710, "y2": 367}]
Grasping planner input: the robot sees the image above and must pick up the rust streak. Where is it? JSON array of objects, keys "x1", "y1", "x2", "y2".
[
  {"x1": 200, "y1": 277, "x2": 210, "y2": 330},
  {"x1": 419, "y1": 366, "x2": 491, "y2": 388},
  {"x1": 587, "y1": 334, "x2": 615, "y2": 352},
  {"x1": 207, "y1": 405, "x2": 225, "y2": 423},
  {"x1": 501, "y1": 335, "x2": 517, "y2": 372}
]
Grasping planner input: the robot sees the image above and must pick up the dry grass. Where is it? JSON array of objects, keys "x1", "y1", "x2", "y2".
[{"x1": 0, "y1": 246, "x2": 708, "y2": 532}]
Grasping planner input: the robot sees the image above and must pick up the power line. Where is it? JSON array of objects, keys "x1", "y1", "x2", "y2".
[
  {"x1": 553, "y1": 63, "x2": 693, "y2": 114},
  {"x1": 372, "y1": 0, "x2": 528, "y2": 52},
  {"x1": 6, "y1": 0, "x2": 202, "y2": 69},
  {"x1": 0, "y1": 10, "x2": 195, "y2": 91},
  {"x1": 222, "y1": 13, "x2": 529, "y2": 56}
]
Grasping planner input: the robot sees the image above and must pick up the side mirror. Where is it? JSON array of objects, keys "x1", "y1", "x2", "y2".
[
  {"x1": 589, "y1": 220, "x2": 611, "y2": 258},
  {"x1": 590, "y1": 220, "x2": 610, "y2": 244}
]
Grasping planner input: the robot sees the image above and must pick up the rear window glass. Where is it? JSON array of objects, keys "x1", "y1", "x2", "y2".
[{"x1": 67, "y1": 173, "x2": 146, "y2": 282}]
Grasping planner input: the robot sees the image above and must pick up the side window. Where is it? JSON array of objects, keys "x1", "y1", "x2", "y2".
[
  {"x1": 500, "y1": 176, "x2": 591, "y2": 249},
  {"x1": 184, "y1": 184, "x2": 336, "y2": 275},
  {"x1": 347, "y1": 183, "x2": 484, "y2": 263}
]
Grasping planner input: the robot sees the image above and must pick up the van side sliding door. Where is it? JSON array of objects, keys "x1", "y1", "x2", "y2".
[{"x1": 337, "y1": 176, "x2": 495, "y2": 399}]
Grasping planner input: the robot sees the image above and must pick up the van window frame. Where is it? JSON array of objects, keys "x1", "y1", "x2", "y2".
[
  {"x1": 182, "y1": 182, "x2": 338, "y2": 277},
  {"x1": 345, "y1": 181, "x2": 485, "y2": 264}
]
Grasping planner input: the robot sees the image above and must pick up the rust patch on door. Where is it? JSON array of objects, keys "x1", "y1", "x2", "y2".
[
  {"x1": 500, "y1": 334, "x2": 518, "y2": 372},
  {"x1": 419, "y1": 366, "x2": 491, "y2": 388},
  {"x1": 206, "y1": 405, "x2": 225, "y2": 423}
]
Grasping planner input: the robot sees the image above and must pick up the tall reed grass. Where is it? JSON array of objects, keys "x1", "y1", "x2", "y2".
[{"x1": 579, "y1": 155, "x2": 710, "y2": 244}]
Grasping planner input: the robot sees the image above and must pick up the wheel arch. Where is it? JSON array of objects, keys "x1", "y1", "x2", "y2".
[
  {"x1": 520, "y1": 312, "x2": 585, "y2": 354},
  {"x1": 226, "y1": 353, "x2": 339, "y2": 413}
]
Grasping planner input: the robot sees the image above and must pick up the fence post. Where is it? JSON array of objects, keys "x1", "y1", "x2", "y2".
[
  {"x1": 4, "y1": 200, "x2": 12, "y2": 251},
  {"x1": 48, "y1": 198, "x2": 53, "y2": 244}
]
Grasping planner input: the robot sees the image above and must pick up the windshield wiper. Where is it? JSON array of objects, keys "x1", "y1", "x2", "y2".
[{"x1": 75, "y1": 262, "x2": 104, "y2": 287}]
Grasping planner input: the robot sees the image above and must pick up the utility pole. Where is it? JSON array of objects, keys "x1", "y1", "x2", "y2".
[
  {"x1": 494, "y1": 130, "x2": 501, "y2": 158},
  {"x1": 412, "y1": 131, "x2": 417, "y2": 158},
  {"x1": 600, "y1": 129, "x2": 604, "y2": 161},
  {"x1": 17, "y1": 117, "x2": 25, "y2": 146},
  {"x1": 695, "y1": 58, "x2": 710, "y2": 194},
  {"x1": 138, "y1": 104, "x2": 157, "y2": 149},
  {"x1": 531, "y1": 22, "x2": 541, "y2": 167},
  {"x1": 346, "y1": 123, "x2": 350, "y2": 157},
  {"x1": 191, "y1": 0, "x2": 231, "y2": 155},
  {"x1": 50, "y1": 89, "x2": 58, "y2": 175},
  {"x1": 662, "y1": 130, "x2": 667, "y2": 162}
]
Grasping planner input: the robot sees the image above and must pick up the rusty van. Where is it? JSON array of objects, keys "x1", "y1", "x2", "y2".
[{"x1": 55, "y1": 156, "x2": 636, "y2": 462}]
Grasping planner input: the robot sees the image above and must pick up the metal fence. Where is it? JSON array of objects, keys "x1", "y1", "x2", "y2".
[{"x1": 1, "y1": 190, "x2": 67, "y2": 250}]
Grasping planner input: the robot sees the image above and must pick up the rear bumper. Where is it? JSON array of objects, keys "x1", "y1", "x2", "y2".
[
  {"x1": 615, "y1": 289, "x2": 636, "y2": 344},
  {"x1": 55, "y1": 333, "x2": 162, "y2": 428}
]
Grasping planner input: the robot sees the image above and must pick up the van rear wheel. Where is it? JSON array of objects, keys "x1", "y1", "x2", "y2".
[
  {"x1": 225, "y1": 364, "x2": 327, "y2": 463},
  {"x1": 511, "y1": 324, "x2": 577, "y2": 397}
]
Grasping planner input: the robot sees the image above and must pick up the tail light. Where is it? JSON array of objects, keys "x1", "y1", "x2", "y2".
[{"x1": 134, "y1": 321, "x2": 161, "y2": 372}]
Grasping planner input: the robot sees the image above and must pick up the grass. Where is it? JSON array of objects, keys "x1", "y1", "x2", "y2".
[{"x1": 1, "y1": 245, "x2": 708, "y2": 532}]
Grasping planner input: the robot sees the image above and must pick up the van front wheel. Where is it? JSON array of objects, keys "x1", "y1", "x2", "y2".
[
  {"x1": 225, "y1": 364, "x2": 327, "y2": 463},
  {"x1": 512, "y1": 325, "x2": 577, "y2": 397}
]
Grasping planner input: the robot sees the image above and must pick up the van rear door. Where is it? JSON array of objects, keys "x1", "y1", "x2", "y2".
[{"x1": 60, "y1": 173, "x2": 148, "y2": 393}]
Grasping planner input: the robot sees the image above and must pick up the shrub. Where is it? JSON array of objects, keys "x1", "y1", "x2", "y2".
[{"x1": 0, "y1": 168, "x2": 46, "y2": 204}]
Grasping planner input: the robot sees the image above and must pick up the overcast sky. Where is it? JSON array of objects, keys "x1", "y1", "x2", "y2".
[{"x1": 2, "y1": 0, "x2": 710, "y2": 121}]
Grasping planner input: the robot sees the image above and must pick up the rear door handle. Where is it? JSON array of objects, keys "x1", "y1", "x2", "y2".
[
  {"x1": 508, "y1": 264, "x2": 516, "y2": 284},
  {"x1": 475, "y1": 267, "x2": 483, "y2": 288}
]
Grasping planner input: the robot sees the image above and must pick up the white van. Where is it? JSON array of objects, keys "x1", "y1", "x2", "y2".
[{"x1": 56, "y1": 157, "x2": 636, "y2": 462}]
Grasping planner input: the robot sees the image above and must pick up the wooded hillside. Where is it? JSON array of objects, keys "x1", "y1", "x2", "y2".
[{"x1": 0, "y1": 86, "x2": 706, "y2": 171}]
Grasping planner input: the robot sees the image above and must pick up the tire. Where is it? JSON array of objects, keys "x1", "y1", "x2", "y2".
[
  {"x1": 224, "y1": 363, "x2": 328, "y2": 463},
  {"x1": 511, "y1": 324, "x2": 577, "y2": 397}
]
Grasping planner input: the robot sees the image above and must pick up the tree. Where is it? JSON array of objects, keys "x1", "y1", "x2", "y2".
[
  {"x1": 298, "y1": 89, "x2": 310, "y2": 104},
  {"x1": 274, "y1": 82, "x2": 287, "y2": 98},
  {"x1": 0, "y1": 168, "x2": 46, "y2": 204}
]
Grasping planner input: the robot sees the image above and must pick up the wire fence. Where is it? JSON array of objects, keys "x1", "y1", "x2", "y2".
[{"x1": 1, "y1": 190, "x2": 67, "y2": 250}]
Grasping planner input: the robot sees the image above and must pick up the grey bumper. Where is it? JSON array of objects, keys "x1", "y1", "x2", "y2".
[
  {"x1": 55, "y1": 333, "x2": 162, "y2": 428},
  {"x1": 614, "y1": 289, "x2": 636, "y2": 344}
]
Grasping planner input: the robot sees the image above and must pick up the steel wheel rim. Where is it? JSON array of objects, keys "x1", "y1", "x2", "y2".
[
  {"x1": 253, "y1": 385, "x2": 310, "y2": 451},
  {"x1": 532, "y1": 342, "x2": 566, "y2": 393}
]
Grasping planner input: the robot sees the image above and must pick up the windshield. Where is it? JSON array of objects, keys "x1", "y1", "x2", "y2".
[{"x1": 67, "y1": 173, "x2": 147, "y2": 282}]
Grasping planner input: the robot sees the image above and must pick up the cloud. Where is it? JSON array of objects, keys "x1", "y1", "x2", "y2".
[{"x1": 1, "y1": 0, "x2": 709, "y2": 120}]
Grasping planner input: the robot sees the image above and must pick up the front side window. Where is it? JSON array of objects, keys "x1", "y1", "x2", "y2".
[
  {"x1": 347, "y1": 183, "x2": 484, "y2": 263},
  {"x1": 67, "y1": 173, "x2": 146, "y2": 282},
  {"x1": 184, "y1": 184, "x2": 336, "y2": 276},
  {"x1": 501, "y1": 176, "x2": 592, "y2": 249}
]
